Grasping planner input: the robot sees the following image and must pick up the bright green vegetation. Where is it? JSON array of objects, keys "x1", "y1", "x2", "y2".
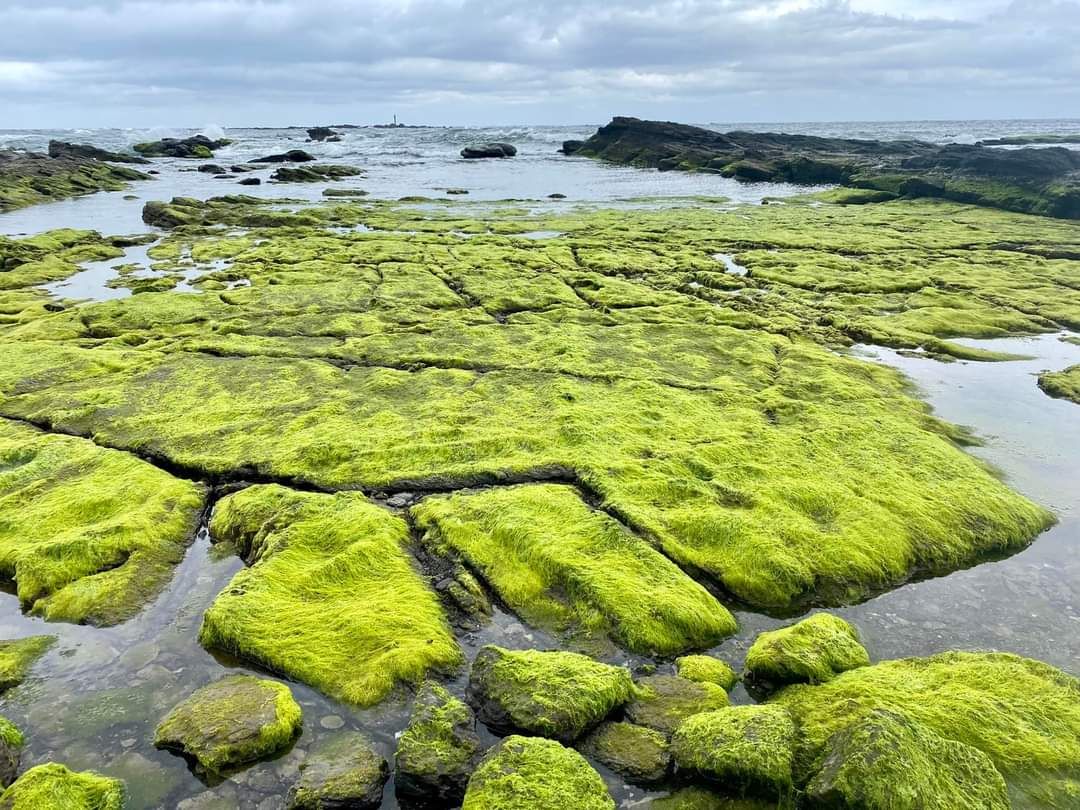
[
  {"x1": 1, "y1": 229, "x2": 124, "y2": 290},
  {"x1": 287, "y1": 732, "x2": 389, "y2": 810},
  {"x1": 466, "y1": 645, "x2": 633, "y2": 742},
  {"x1": 0, "y1": 763, "x2": 124, "y2": 810},
  {"x1": 675, "y1": 655, "x2": 738, "y2": 690},
  {"x1": 625, "y1": 674, "x2": 729, "y2": 735},
  {"x1": 0, "y1": 419, "x2": 205, "y2": 625},
  {"x1": 0, "y1": 153, "x2": 147, "y2": 213},
  {"x1": 578, "y1": 721, "x2": 671, "y2": 783},
  {"x1": 672, "y1": 706, "x2": 796, "y2": 799},
  {"x1": 153, "y1": 674, "x2": 302, "y2": 774},
  {"x1": 1039, "y1": 364, "x2": 1080, "y2": 404},
  {"x1": 744, "y1": 613, "x2": 869, "y2": 689},
  {"x1": 203, "y1": 485, "x2": 461, "y2": 706},
  {"x1": 395, "y1": 681, "x2": 482, "y2": 803},
  {"x1": 804, "y1": 708, "x2": 1009, "y2": 810},
  {"x1": 462, "y1": 735, "x2": 614, "y2": 810},
  {"x1": 772, "y1": 651, "x2": 1080, "y2": 807},
  {"x1": 413, "y1": 484, "x2": 735, "y2": 655},
  {"x1": 0, "y1": 636, "x2": 55, "y2": 691},
  {"x1": 646, "y1": 787, "x2": 783, "y2": 810},
  {"x1": 0, "y1": 719, "x2": 21, "y2": 750}
]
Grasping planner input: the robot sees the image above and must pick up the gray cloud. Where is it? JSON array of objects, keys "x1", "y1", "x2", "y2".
[{"x1": 1, "y1": 0, "x2": 1078, "y2": 126}]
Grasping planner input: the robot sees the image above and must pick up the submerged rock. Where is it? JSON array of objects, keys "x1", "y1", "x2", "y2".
[
  {"x1": 466, "y1": 645, "x2": 633, "y2": 742},
  {"x1": 671, "y1": 706, "x2": 797, "y2": 798},
  {"x1": 744, "y1": 613, "x2": 869, "y2": 692},
  {"x1": 395, "y1": 681, "x2": 483, "y2": 804},
  {"x1": 0, "y1": 763, "x2": 124, "y2": 810},
  {"x1": 253, "y1": 149, "x2": 316, "y2": 163},
  {"x1": 804, "y1": 708, "x2": 1009, "y2": 810},
  {"x1": 153, "y1": 674, "x2": 302, "y2": 774},
  {"x1": 625, "y1": 674, "x2": 729, "y2": 735},
  {"x1": 674, "y1": 654, "x2": 738, "y2": 690},
  {"x1": 461, "y1": 143, "x2": 517, "y2": 159},
  {"x1": 286, "y1": 732, "x2": 388, "y2": 810},
  {"x1": 578, "y1": 721, "x2": 671, "y2": 783},
  {"x1": 0, "y1": 636, "x2": 55, "y2": 692},
  {"x1": 47, "y1": 140, "x2": 149, "y2": 164},
  {"x1": 133, "y1": 135, "x2": 231, "y2": 159},
  {"x1": 462, "y1": 735, "x2": 614, "y2": 810}
]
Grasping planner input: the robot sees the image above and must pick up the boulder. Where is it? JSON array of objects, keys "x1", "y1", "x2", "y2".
[
  {"x1": 462, "y1": 735, "x2": 614, "y2": 810},
  {"x1": 238, "y1": 177, "x2": 262, "y2": 186},
  {"x1": 744, "y1": 613, "x2": 869, "y2": 692},
  {"x1": 625, "y1": 674, "x2": 729, "y2": 735},
  {"x1": 560, "y1": 140, "x2": 585, "y2": 155},
  {"x1": 466, "y1": 645, "x2": 632, "y2": 742},
  {"x1": 804, "y1": 709, "x2": 1009, "y2": 810},
  {"x1": 252, "y1": 149, "x2": 317, "y2": 164},
  {"x1": 674, "y1": 654, "x2": 738, "y2": 690},
  {"x1": 395, "y1": 681, "x2": 483, "y2": 804},
  {"x1": 578, "y1": 721, "x2": 670, "y2": 783},
  {"x1": 271, "y1": 165, "x2": 362, "y2": 183},
  {"x1": 0, "y1": 763, "x2": 124, "y2": 810},
  {"x1": 446, "y1": 188, "x2": 469, "y2": 195},
  {"x1": 197, "y1": 164, "x2": 226, "y2": 174},
  {"x1": 0, "y1": 636, "x2": 55, "y2": 693},
  {"x1": 644, "y1": 787, "x2": 778, "y2": 809},
  {"x1": 47, "y1": 140, "x2": 149, "y2": 164},
  {"x1": 671, "y1": 706, "x2": 796, "y2": 798},
  {"x1": 0, "y1": 719, "x2": 22, "y2": 788},
  {"x1": 133, "y1": 135, "x2": 231, "y2": 159},
  {"x1": 153, "y1": 674, "x2": 302, "y2": 774},
  {"x1": 307, "y1": 127, "x2": 339, "y2": 142},
  {"x1": 286, "y1": 732, "x2": 388, "y2": 810},
  {"x1": 460, "y1": 143, "x2": 517, "y2": 159}
]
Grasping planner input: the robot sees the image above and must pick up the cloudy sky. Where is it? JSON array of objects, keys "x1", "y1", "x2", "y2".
[{"x1": 1, "y1": 0, "x2": 1078, "y2": 127}]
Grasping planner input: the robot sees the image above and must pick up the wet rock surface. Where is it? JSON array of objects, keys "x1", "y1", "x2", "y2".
[
  {"x1": 625, "y1": 675, "x2": 730, "y2": 735},
  {"x1": 0, "y1": 149, "x2": 149, "y2": 212},
  {"x1": 461, "y1": 143, "x2": 517, "y2": 159},
  {"x1": 286, "y1": 732, "x2": 388, "y2": 810},
  {"x1": 133, "y1": 135, "x2": 231, "y2": 159},
  {"x1": 47, "y1": 140, "x2": 149, "y2": 165},
  {"x1": 578, "y1": 721, "x2": 671, "y2": 784}
]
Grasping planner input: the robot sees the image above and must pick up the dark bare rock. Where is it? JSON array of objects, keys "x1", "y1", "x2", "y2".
[
  {"x1": 48, "y1": 140, "x2": 150, "y2": 164},
  {"x1": 307, "y1": 127, "x2": 339, "y2": 142},
  {"x1": 253, "y1": 149, "x2": 317, "y2": 164},
  {"x1": 271, "y1": 164, "x2": 362, "y2": 182},
  {"x1": 133, "y1": 135, "x2": 231, "y2": 159},
  {"x1": 561, "y1": 140, "x2": 585, "y2": 155},
  {"x1": 231, "y1": 164, "x2": 257, "y2": 173},
  {"x1": 238, "y1": 177, "x2": 262, "y2": 186},
  {"x1": 461, "y1": 143, "x2": 517, "y2": 159},
  {"x1": 287, "y1": 732, "x2": 389, "y2": 810},
  {"x1": 198, "y1": 164, "x2": 226, "y2": 174}
]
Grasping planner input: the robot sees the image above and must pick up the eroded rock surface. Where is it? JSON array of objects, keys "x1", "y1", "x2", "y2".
[{"x1": 287, "y1": 732, "x2": 389, "y2": 810}]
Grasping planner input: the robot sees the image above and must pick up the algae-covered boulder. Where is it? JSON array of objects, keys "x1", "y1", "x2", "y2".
[
  {"x1": 744, "y1": 613, "x2": 869, "y2": 691},
  {"x1": 674, "y1": 655, "x2": 738, "y2": 690},
  {"x1": 395, "y1": 681, "x2": 483, "y2": 803},
  {"x1": 154, "y1": 674, "x2": 302, "y2": 774},
  {"x1": 772, "y1": 651, "x2": 1080, "y2": 807},
  {"x1": 462, "y1": 735, "x2": 614, "y2": 810},
  {"x1": 0, "y1": 763, "x2": 124, "y2": 810},
  {"x1": 625, "y1": 674, "x2": 729, "y2": 735},
  {"x1": 0, "y1": 719, "x2": 22, "y2": 788},
  {"x1": 286, "y1": 732, "x2": 389, "y2": 810},
  {"x1": 0, "y1": 636, "x2": 54, "y2": 692},
  {"x1": 579, "y1": 721, "x2": 671, "y2": 783},
  {"x1": 804, "y1": 708, "x2": 1008, "y2": 810},
  {"x1": 645, "y1": 787, "x2": 779, "y2": 809},
  {"x1": 671, "y1": 706, "x2": 796, "y2": 798},
  {"x1": 467, "y1": 646, "x2": 632, "y2": 742}
]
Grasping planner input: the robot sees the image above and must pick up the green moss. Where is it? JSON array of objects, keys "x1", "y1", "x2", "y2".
[
  {"x1": 645, "y1": 786, "x2": 781, "y2": 810},
  {"x1": 743, "y1": 613, "x2": 869, "y2": 690},
  {"x1": 202, "y1": 485, "x2": 462, "y2": 706},
  {"x1": 675, "y1": 655, "x2": 738, "y2": 690},
  {"x1": 772, "y1": 651, "x2": 1080, "y2": 807},
  {"x1": 0, "y1": 419, "x2": 205, "y2": 625},
  {"x1": 578, "y1": 721, "x2": 671, "y2": 783},
  {"x1": 1039, "y1": 364, "x2": 1080, "y2": 404},
  {"x1": 625, "y1": 674, "x2": 730, "y2": 735},
  {"x1": 413, "y1": 484, "x2": 735, "y2": 656},
  {"x1": 0, "y1": 154, "x2": 148, "y2": 213},
  {"x1": 0, "y1": 763, "x2": 124, "y2": 810},
  {"x1": 804, "y1": 708, "x2": 1009, "y2": 810},
  {"x1": 287, "y1": 732, "x2": 389, "y2": 810},
  {"x1": 462, "y1": 735, "x2": 614, "y2": 810},
  {"x1": 671, "y1": 706, "x2": 796, "y2": 798},
  {"x1": 0, "y1": 636, "x2": 55, "y2": 691},
  {"x1": 153, "y1": 674, "x2": 302, "y2": 774},
  {"x1": 0, "y1": 719, "x2": 22, "y2": 750},
  {"x1": 467, "y1": 645, "x2": 633, "y2": 742},
  {"x1": 395, "y1": 681, "x2": 482, "y2": 802}
]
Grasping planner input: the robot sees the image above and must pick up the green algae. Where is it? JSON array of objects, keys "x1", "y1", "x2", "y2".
[
  {"x1": 462, "y1": 735, "x2": 614, "y2": 810},
  {"x1": 771, "y1": 651, "x2": 1080, "y2": 807},
  {"x1": 578, "y1": 721, "x2": 671, "y2": 783},
  {"x1": 0, "y1": 419, "x2": 205, "y2": 625},
  {"x1": 1038, "y1": 364, "x2": 1080, "y2": 403},
  {"x1": 674, "y1": 654, "x2": 738, "y2": 690},
  {"x1": 0, "y1": 636, "x2": 55, "y2": 692},
  {"x1": 625, "y1": 674, "x2": 730, "y2": 735},
  {"x1": 743, "y1": 613, "x2": 869, "y2": 690},
  {"x1": 0, "y1": 153, "x2": 148, "y2": 213},
  {"x1": 466, "y1": 645, "x2": 633, "y2": 742},
  {"x1": 153, "y1": 674, "x2": 302, "y2": 774},
  {"x1": 287, "y1": 732, "x2": 389, "y2": 810},
  {"x1": 645, "y1": 787, "x2": 782, "y2": 810},
  {"x1": 0, "y1": 763, "x2": 124, "y2": 810},
  {"x1": 202, "y1": 485, "x2": 462, "y2": 706},
  {"x1": 394, "y1": 681, "x2": 482, "y2": 803},
  {"x1": 412, "y1": 483, "x2": 735, "y2": 656}
]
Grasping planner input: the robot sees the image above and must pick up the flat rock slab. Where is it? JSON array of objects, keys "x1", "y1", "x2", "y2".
[{"x1": 287, "y1": 732, "x2": 388, "y2": 810}]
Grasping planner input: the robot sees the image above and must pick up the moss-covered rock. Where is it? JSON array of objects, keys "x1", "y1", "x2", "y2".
[
  {"x1": 286, "y1": 732, "x2": 389, "y2": 810},
  {"x1": 625, "y1": 674, "x2": 729, "y2": 735},
  {"x1": 772, "y1": 651, "x2": 1080, "y2": 807},
  {"x1": 579, "y1": 721, "x2": 670, "y2": 783},
  {"x1": 395, "y1": 681, "x2": 483, "y2": 804},
  {"x1": 0, "y1": 150, "x2": 148, "y2": 213},
  {"x1": 744, "y1": 613, "x2": 869, "y2": 691},
  {"x1": 202, "y1": 485, "x2": 461, "y2": 706},
  {"x1": 675, "y1": 655, "x2": 738, "y2": 690},
  {"x1": 804, "y1": 708, "x2": 1008, "y2": 810},
  {"x1": 645, "y1": 787, "x2": 780, "y2": 810},
  {"x1": 466, "y1": 645, "x2": 633, "y2": 742},
  {"x1": 0, "y1": 636, "x2": 54, "y2": 692},
  {"x1": 0, "y1": 719, "x2": 22, "y2": 789},
  {"x1": 0, "y1": 763, "x2": 124, "y2": 810},
  {"x1": 1039, "y1": 364, "x2": 1080, "y2": 404},
  {"x1": 153, "y1": 674, "x2": 302, "y2": 774},
  {"x1": 671, "y1": 706, "x2": 797, "y2": 798},
  {"x1": 462, "y1": 735, "x2": 614, "y2": 810}
]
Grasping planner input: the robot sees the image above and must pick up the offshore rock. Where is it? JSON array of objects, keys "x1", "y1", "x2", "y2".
[
  {"x1": 133, "y1": 135, "x2": 231, "y2": 159},
  {"x1": 253, "y1": 149, "x2": 316, "y2": 163},
  {"x1": 307, "y1": 127, "x2": 339, "y2": 142},
  {"x1": 47, "y1": 140, "x2": 149, "y2": 164},
  {"x1": 461, "y1": 143, "x2": 517, "y2": 159}
]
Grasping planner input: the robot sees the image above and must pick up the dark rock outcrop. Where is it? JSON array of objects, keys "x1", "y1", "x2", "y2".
[
  {"x1": 238, "y1": 177, "x2": 261, "y2": 186},
  {"x1": 197, "y1": 164, "x2": 226, "y2": 174},
  {"x1": 306, "y1": 127, "x2": 339, "y2": 142},
  {"x1": 461, "y1": 143, "x2": 517, "y2": 159},
  {"x1": 47, "y1": 141, "x2": 149, "y2": 164},
  {"x1": 271, "y1": 164, "x2": 362, "y2": 183},
  {"x1": 253, "y1": 149, "x2": 316, "y2": 164},
  {"x1": 133, "y1": 135, "x2": 231, "y2": 159},
  {"x1": 561, "y1": 140, "x2": 585, "y2": 155}
]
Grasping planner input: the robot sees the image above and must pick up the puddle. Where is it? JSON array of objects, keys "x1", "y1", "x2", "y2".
[{"x1": 713, "y1": 252, "x2": 749, "y2": 276}]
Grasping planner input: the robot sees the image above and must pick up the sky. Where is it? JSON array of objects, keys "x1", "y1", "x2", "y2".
[{"x1": 1, "y1": 0, "x2": 1078, "y2": 127}]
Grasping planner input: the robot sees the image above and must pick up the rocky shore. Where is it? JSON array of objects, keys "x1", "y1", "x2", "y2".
[{"x1": 0, "y1": 147, "x2": 150, "y2": 212}]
